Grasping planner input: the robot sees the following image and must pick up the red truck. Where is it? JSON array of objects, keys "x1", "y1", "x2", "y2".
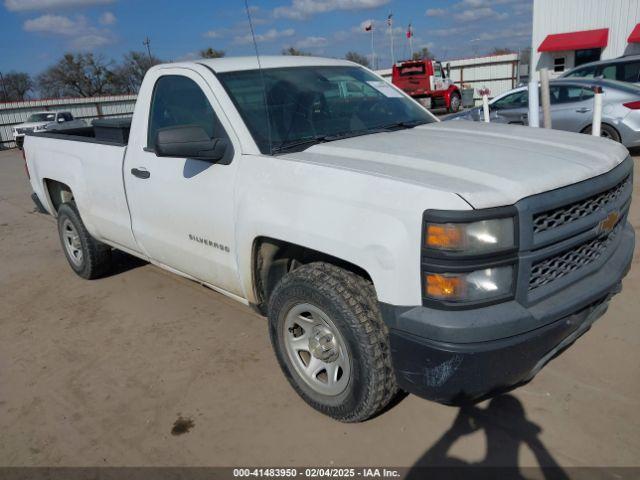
[{"x1": 392, "y1": 59, "x2": 462, "y2": 113}]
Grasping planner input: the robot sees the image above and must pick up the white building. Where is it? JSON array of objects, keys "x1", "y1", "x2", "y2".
[{"x1": 532, "y1": 0, "x2": 640, "y2": 76}]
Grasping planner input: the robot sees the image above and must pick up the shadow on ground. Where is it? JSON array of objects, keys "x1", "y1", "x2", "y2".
[
  {"x1": 109, "y1": 249, "x2": 148, "y2": 276},
  {"x1": 406, "y1": 395, "x2": 570, "y2": 480}
]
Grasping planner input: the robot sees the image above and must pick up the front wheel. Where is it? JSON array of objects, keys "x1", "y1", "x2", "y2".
[
  {"x1": 448, "y1": 92, "x2": 461, "y2": 113},
  {"x1": 268, "y1": 262, "x2": 398, "y2": 422},
  {"x1": 581, "y1": 124, "x2": 621, "y2": 143}
]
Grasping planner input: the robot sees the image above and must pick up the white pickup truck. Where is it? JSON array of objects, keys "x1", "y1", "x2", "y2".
[
  {"x1": 24, "y1": 56, "x2": 635, "y2": 422},
  {"x1": 13, "y1": 111, "x2": 86, "y2": 148}
]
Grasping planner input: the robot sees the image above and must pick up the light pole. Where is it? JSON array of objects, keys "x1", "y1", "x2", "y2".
[{"x1": 143, "y1": 37, "x2": 153, "y2": 62}]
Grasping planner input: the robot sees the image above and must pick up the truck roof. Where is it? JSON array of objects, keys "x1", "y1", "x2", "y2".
[{"x1": 158, "y1": 56, "x2": 357, "y2": 73}]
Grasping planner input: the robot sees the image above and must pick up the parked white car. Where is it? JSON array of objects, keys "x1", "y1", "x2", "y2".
[
  {"x1": 23, "y1": 56, "x2": 634, "y2": 422},
  {"x1": 13, "y1": 111, "x2": 85, "y2": 148}
]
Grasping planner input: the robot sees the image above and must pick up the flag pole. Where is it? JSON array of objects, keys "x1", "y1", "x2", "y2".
[
  {"x1": 388, "y1": 14, "x2": 395, "y2": 66},
  {"x1": 408, "y1": 23, "x2": 414, "y2": 59},
  {"x1": 371, "y1": 23, "x2": 375, "y2": 69}
]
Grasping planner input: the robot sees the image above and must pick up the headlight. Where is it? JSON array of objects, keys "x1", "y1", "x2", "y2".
[
  {"x1": 424, "y1": 266, "x2": 514, "y2": 302},
  {"x1": 425, "y1": 217, "x2": 515, "y2": 255}
]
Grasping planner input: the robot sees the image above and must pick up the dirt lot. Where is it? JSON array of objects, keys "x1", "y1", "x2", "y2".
[{"x1": 0, "y1": 147, "x2": 639, "y2": 469}]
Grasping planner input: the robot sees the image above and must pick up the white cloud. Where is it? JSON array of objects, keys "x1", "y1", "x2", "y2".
[
  {"x1": 24, "y1": 13, "x2": 78, "y2": 34},
  {"x1": 454, "y1": 7, "x2": 507, "y2": 22},
  {"x1": 274, "y1": 0, "x2": 390, "y2": 20},
  {"x1": 23, "y1": 13, "x2": 115, "y2": 49},
  {"x1": 431, "y1": 26, "x2": 469, "y2": 37},
  {"x1": 425, "y1": 8, "x2": 446, "y2": 17},
  {"x1": 69, "y1": 32, "x2": 111, "y2": 48},
  {"x1": 98, "y1": 11, "x2": 115, "y2": 25},
  {"x1": 203, "y1": 30, "x2": 221, "y2": 38},
  {"x1": 5, "y1": 0, "x2": 114, "y2": 11},
  {"x1": 233, "y1": 28, "x2": 295, "y2": 45},
  {"x1": 296, "y1": 36, "x2": 328, "y2": 48}
]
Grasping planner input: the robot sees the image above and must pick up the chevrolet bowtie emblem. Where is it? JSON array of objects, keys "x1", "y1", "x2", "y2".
[{"x1": 598, "y1": 211, "x2": 620, "y2": 236}]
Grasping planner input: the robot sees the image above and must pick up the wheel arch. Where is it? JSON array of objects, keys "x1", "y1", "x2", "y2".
[
  {"x1": 42, "y1": 178, "x2": 74, "y2": 215},
  {"x1": 251, "y1": 236, "x2": 374, "y2": 315}
]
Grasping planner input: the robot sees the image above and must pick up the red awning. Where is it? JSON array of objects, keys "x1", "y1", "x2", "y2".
[
  {"x1": 538, "y1": 28, "x2": 609, "y2": 52},
  {"x1": 628, "y1": 23, "x2": 640, "y2": 43}
]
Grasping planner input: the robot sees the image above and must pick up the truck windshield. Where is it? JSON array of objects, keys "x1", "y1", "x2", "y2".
[
  {"x1": 218, "y1": 66, "x2": 434, "y2": 154},
  {"x1": 26, "y1": 113, "x2": 56, "y2": 122}
]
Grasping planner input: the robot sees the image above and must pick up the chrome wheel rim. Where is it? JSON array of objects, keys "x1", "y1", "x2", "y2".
[
  {"x1": 283, "y1": 303, "x2": 351, "y2": 396},
  {"x1": 62, "y1": 219, "x2": 83, "y2": 267}
]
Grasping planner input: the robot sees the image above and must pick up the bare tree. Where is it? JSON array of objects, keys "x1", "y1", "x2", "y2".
[
  {"x1": 345, "y1": 51, "x2": 370, "y2": 67},
  {"x1": 37, "y1": 53, "x2": 116, "y2": 98},
  {"x1": 412, "y1": 47, "x2": 434, "y2": 61},
  {"x1": 1, "y1": 72, "x2": 33, "y2": 101},
  {"x1": 281, "y1": 47, "x2": 311, "y2": 56},
  {"x1": 200, "y1": 48, "x2": 226, "y2": 59},
  {"x1": 490, "y1": 47, "x2": 515, "y2": 55},
  {"x1": 112, "y1": 51, "x2": 161, "y2": 94}
]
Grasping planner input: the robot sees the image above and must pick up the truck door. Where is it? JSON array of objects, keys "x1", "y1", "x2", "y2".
[{"x1": 123, "y1": 67, "x2": 243, "y2": 296}]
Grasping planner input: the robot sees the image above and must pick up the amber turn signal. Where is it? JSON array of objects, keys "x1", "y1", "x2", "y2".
[
  {"x1": 426, "y1": 224, "x2": 463, "y2": 250},
  {"x1": 425, "y1": 273, "x2": 465, "y2": 300}
]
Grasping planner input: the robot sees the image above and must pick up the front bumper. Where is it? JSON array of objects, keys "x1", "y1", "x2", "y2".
[{"x1": 383, "y1": 222, "x2": 634, "y2": 404}]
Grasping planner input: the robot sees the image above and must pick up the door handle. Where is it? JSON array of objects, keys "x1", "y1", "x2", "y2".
[
  {"x1": 131, "y1": 167, "x2": 150, "y2": 179},
  {"x1": 576, "y1": 107, "x2": 591, "y2": 113}
]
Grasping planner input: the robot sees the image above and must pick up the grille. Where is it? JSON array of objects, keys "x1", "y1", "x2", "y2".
[
  {"x1": 529, "y1": 221, "x2": 622, "y2": 291},
  {"x1": 533, "y1": 176, "x2": 631, "y2": 234}
]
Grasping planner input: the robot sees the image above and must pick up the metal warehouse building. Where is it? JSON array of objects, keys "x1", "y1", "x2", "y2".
[{"x1": 532, "y1": 0, "x2": 640, "y2": 76}]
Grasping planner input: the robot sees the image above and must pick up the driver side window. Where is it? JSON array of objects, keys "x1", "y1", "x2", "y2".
[
  {"x1": 147, "y1": 75, "x2": 219, "y2": 149},
  {"x1": 492, "y1": 90, "x2": 528, "y2": 110}
]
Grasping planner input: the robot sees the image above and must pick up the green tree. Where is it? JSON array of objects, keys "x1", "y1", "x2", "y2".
[
  {"x1": 200, "y1": 48, "x2": 226, "y2": 59},
  {"x1": 344, "y1": 51, "x2": 370, "y2": 67}
]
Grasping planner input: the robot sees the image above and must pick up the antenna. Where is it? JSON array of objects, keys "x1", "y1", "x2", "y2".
[{"x1": 245, "y1": 0, "x2": 273, "y2": 155}]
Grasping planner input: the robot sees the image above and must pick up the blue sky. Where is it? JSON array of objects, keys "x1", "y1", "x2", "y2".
[{"x1": 0, "y1": 0, "x2": 533, "y2": 76}]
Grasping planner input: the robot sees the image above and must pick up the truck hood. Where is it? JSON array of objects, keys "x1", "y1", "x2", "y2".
[{"x1": 282, "y1": 121, "x2": 630, "y2": 209}]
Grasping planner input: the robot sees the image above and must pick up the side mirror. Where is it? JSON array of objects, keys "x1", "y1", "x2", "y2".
[
  {"x1": 57, "y1": 117, "x2": 65, "y2": 123},
  {"x1": 155, "y1": 125, "x2": 227, "y2": 162},
  {"x1": 446, "y1": 63, "x2": 451, "y2": 78}
]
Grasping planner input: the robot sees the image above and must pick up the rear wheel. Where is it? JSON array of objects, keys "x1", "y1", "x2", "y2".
[
  {"x1": 448, "y1": 92, "x2": 461, "y2": 113},
  {"x1": 268, "y1": 262, "x2": 398, "y2": 422},
  {"x1": 57, "y1": 203, "x2": 112, "y2": 279},
  {"x1": 581, "y1": 123, "x2": 621, "y2": 143}
]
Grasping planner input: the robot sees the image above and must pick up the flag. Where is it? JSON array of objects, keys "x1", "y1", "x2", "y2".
[
  {"x1": 364, "y1": 22, "x2": 372, "y2": 32},
  {"x1": 387, "y1": 13, "x2": 393, "y2": 26},
  {"x1": 406, "y1": 23, "x2": 413, "y2": 38}
]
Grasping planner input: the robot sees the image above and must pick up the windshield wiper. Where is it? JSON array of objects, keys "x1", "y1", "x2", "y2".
[
  {"x1": 271, "y1": 129, "x2": 372, "y2": 154},
  {"x1": 373, "y1": 119, "x2": 430, "y2": 132},
  {"x1": 271, "y1": 136, "x2": 330, "y2": 154},
  {"x1": 270, "y1": 120, "x2": 429, "y2": 154}
]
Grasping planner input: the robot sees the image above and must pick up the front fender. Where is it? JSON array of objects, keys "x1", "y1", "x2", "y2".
[{"x1": 234, "y1": 155, "x2": 471, "y2": 306}]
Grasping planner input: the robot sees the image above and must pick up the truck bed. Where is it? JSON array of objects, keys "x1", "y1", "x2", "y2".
[{"x1": 30, "y1": 117, "x2": 132, "y2": 147}]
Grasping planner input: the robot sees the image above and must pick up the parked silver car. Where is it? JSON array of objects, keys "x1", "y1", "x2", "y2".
[
  {"x1": 560, "y1": 55, "x2": 640, "y2": 84},
  {"x1": 446, "y1": 79, "x2": 640, "y2": 148}
]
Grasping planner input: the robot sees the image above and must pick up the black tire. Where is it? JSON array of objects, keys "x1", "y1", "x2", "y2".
[
  {"x1": 57, "y1": 203, "x2": 112, "y2": 279},
  {"x1": 448, "y1": 92, "x2": 461, "y2": 113},
  {"x1": 268, "y1": 262, "x2": 398, "y2": 422},
  {"x1": 581, "y1": 123, "x2": 621, "y2": 143}
]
